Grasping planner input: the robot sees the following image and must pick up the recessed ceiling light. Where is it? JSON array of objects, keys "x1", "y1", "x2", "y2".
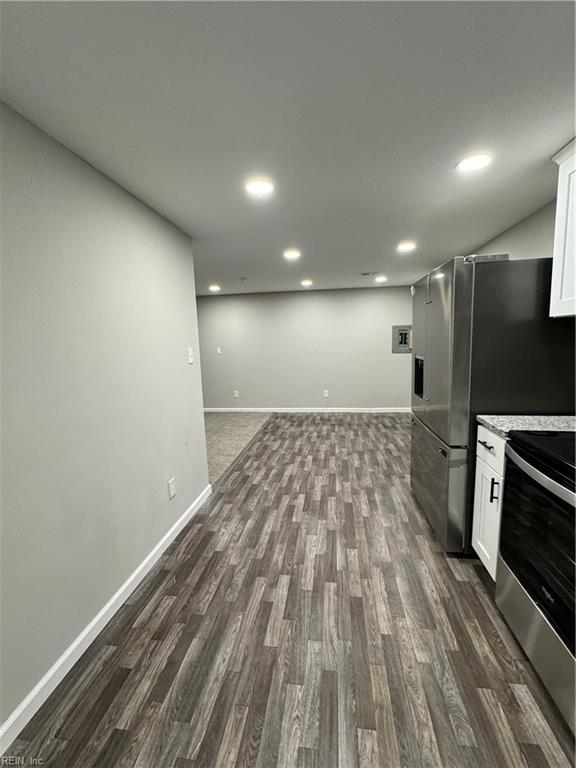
[
  {"x1": 397, "y1": 240, "x2": 417, "y2": 254},
  {"x1": 456, "y1": 153, "x2": 493, "y2": 173},
  {"x1": 244, "y1": 175, "x2": 275, "y2": 199},
  {"x1": 283, "y1": 248, "x2": 301, "y2": 262},
  {"x1": 209, "y1": 283, "x2": 221, "y2": 292},
  {"x1": 374, "y1": 275, "x2": 388, "y2": 284},
  {"x1": 301, "y1": 279, "x2": 313, "y2": 288}
]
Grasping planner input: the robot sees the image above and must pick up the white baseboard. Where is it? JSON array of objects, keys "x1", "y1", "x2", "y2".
[
  {"x1": 204, "y1": 407, "x2": 411, "y2": 413},
  {"x1": 0, "y1": 483, "x2": 212, "y2": 756}
]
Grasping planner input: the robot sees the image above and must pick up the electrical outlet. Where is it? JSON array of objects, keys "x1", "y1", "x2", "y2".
[
  {"x1": 216, "y1": 346, "x2": 222, "y2": 355},
  {"x1": 167, "y1": 477, "x2": 176, "y2": 500},
  {"x1": 323, "y1": 389, "x2": 329, "y2": 398},
  {"x1": 187, "y1": 347, "x2": 194, "y2": 364},
  {"x1": 233, "y1": 390, "x2": 240, "y2": 399}
]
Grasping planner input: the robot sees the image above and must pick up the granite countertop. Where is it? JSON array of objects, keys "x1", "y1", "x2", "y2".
[{"x1": 477, "y1": 414, "x2": 576, "y2": 439}]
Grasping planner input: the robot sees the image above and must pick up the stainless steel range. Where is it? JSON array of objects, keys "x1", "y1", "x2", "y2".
[{"x1": 496, "y1": 430, "x2": 575, "y2": 732}]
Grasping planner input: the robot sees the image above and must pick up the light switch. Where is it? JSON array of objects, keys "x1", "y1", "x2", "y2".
[
  {"x1": 216, "y1": 346, "x2": 222, "y2": 355},
  {"x1": 187, "y1": 347, "x2": 194, "y2": 364},
  {"x1": 233, "y1": 390, "x2": 240, "y2": 398},
  {"x1": 323, "y1": 389, "x2": 329, "y2": 398},
  {"x1": 167, "y1": 477, "x2": 176, "y2": 500}
]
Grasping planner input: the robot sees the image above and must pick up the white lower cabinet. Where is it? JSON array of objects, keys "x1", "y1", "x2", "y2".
[{"x1": 472, "y1": 455, "x2": 503, "y2": 580}]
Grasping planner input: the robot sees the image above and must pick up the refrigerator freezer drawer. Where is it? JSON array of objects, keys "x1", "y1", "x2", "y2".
[{"x1": 410, "y1": 415, "x2": 468, "y2": 552}]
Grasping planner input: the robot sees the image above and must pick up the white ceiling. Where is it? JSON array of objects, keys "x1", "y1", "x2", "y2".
[{"x1": 1, "y1": 2, "x2": 573, "y2": 295}]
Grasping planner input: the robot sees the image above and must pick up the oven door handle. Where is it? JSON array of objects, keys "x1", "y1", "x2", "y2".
[{"x1": 505, "y1": 444, "x2": 576, "y2": 508}]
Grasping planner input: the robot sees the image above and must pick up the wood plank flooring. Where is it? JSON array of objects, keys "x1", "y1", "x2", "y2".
[
  {"x1": 204, "y1": 412, "x2": 271, "y2": 482},
  {"x1": 7, "y1": 414, "x2": 574, "y2": 767}
]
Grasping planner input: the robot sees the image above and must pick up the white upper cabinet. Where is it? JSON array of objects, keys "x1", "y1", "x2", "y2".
[{"x1": 550, "y1": 139, "x2": 575, "y2": 317}]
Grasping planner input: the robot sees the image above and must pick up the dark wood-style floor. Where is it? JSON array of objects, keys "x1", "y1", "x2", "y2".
[{"x1": 7, "y1": 414, "x2": 574, "y2": 767}]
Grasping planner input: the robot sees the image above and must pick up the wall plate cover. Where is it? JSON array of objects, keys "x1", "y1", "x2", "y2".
[{"x1": 167, "y1": 477, "x2": 176, "y2": 500}]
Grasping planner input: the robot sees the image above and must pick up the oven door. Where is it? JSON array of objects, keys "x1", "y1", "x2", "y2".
[{"x1": 499, "y1": 443, "x2": 575, "y2": 654}]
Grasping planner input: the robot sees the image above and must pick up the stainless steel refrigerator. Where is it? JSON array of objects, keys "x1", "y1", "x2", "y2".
[{"x1": 410, "y1": 255, "x2": 575, "y2": 553}]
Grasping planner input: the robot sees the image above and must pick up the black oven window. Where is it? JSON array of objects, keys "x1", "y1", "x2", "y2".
[{"x1": 500, "y1": 458, "x2": 575, "y2": 654}]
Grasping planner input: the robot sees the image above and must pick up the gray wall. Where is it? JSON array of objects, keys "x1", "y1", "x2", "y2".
[
  {"x1": 0, "y1": 106, "x2": 209, "y2": 721},
  {"x1": 198, "y1": 288, "x2": 412, "y2": 409},
  {"x1": 475, "y1": 201, "x2": 556, "y2": 260}
]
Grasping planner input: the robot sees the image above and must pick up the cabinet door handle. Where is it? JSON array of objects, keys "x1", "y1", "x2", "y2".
[
  {"x1": 478, "y1": 439, "x2": 495, "y2": 452},
  {"x1": 438, "y1": 448, "x2": 447, "y2": 457},
  {"x1": 489, "y1": 478, "x2": 499, "y2": 503}
]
